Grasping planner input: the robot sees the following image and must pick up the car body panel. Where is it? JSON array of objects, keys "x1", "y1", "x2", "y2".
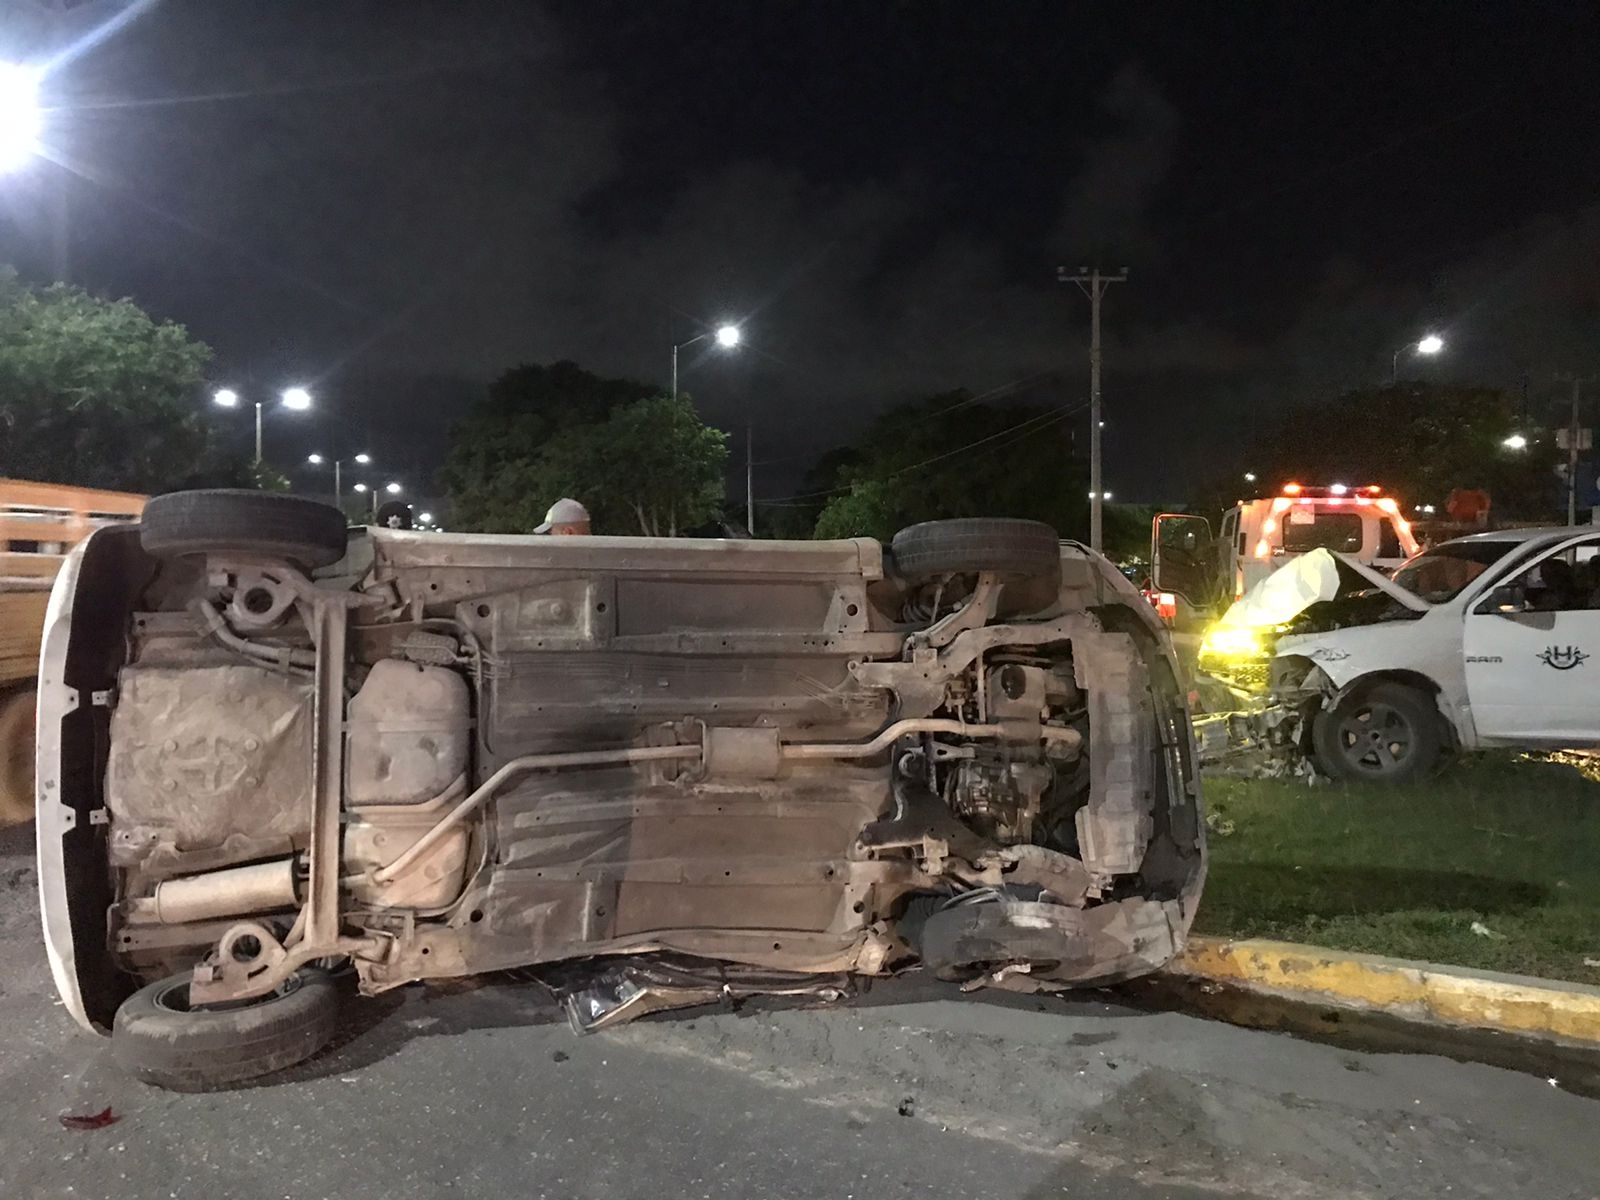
[
  {"x1": 36, "y1": 525, "x2": 151, "y2": 1033},
  {"x1": 36, "y1": 535, "x2": 91, "y2": 1031},
  {"x1": 38, "y1": 515, "x2": 1205, "y2": 1035}
]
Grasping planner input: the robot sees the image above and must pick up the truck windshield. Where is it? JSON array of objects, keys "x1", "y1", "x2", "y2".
[
  {"x1": 1390, "y1": 540, "x2": 1519, "y2": 602},
  {"x1": 1281, "y1": 511, "x2": 1363, "y2": 554}
]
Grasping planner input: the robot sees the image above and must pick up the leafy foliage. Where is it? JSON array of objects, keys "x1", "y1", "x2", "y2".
[
  {"x1": 438, "y1": 361, "x2": 657, "y2": 531},
  {"x1": 1191, "y1": 384, "x2": 1560, "y2": 522},
  {"x1": 0, "y1": 268, "x2": 221, "y2": 492},
  {"x1": 440, "y1": 363, "x2": 728, "y2": 535},
  {"x1": 804, "y1": 393, "x2": 1088, "y2": 542}
]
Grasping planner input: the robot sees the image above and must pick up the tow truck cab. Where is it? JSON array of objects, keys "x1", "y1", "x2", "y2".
[{"x1": 1150, "y1": 484, "x2": 1421, "y2": 621}]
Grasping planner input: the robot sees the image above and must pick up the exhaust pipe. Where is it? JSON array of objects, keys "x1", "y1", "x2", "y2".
[{"x1": 154, "y1": 858, "x2": 300, "y2": 925}]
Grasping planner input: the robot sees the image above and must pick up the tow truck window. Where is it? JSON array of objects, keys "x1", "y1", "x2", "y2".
[
  {"x1": 1281, "y1": 511, "x2": 1363, "y2": 554},
  {"x1": 1391, "y1": 540, "x2": 1519, "y2": 602},
  {"x1": 1378, "y1": 519, "x2": 1403, "y2": 559}
]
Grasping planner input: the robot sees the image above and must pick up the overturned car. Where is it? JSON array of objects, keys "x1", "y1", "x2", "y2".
[{"x1": 37, "y1": 492, "x2": 1204, "y2": 1089}]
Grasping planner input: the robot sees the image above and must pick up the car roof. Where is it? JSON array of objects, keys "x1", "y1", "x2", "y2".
[{"x1": 1440, "y1": 526, "x2": 1576, "y2": 547}]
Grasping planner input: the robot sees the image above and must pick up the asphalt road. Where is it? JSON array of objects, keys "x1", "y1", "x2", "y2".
[{"x1": 2, "y1": 822, "x2": 1598, "y2": 1200}]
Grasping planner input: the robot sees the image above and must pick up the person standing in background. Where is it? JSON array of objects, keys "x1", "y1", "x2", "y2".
[{"x1": 535, "y1": 498, "x2": 591, "y2": 535}]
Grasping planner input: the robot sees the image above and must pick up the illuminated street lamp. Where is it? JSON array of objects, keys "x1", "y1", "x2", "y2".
[
  {"x1": 0, "y1": 63, "x2": 41, "y2": 174},
  {"x1": 384, "y1": 481, "x2": 402, "y2": 495},
  {"x1": 308, "y1": 452, "x2": 373, "y2": 507},
  {"x1": 212, "y1": 386, "x2": 310, "y2": 462},
  {"x1": 1391, "y1": 334, "x2": 1445, "y2": 384},
  {"x1": 1503, "y1": 433, "x2": 1528, "y2": 450},
  {"x1": 418, "y1": 511, "x2": 433, "y2": 525},
  {"x1": 672, "y1": 322, "x2": 742, "y2": 399}
]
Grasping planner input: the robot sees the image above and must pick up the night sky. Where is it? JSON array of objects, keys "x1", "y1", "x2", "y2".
[{"x1": 3, "y1": 1, "x2": 1598, "y2": 504}]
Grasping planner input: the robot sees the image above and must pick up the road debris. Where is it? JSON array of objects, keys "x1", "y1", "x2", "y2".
[{"x1": 58, "y1": 1107, "x2": 120, "y2": 1131}]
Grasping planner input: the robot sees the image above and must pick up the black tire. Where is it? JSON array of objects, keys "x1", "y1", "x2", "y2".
[
  {"x1": 889, "y1": 519, "x2": 1061, "y2": 588},
  {"x1": 917, "y1": 900, "x2": 1069, "y2": 982},
  {"x1": 111, "y1": 968, "x2": 340, "y2": 1091},
  {"x1": 140, "y1": 490, "x2": 348, "y2": 569},
  {"x1": 1311, "y1": 682, "x2": 1444, "y2": 784}
]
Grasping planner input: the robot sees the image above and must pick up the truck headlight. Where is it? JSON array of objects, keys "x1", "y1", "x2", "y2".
[{"x1": 1201, "y1": 625, "x2": 1268, "y2": 660}]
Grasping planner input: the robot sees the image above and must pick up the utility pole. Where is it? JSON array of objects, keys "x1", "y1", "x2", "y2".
[
  {"x1": 1554, "y1": 376, "x2": 1591, "y2": 527},
  {"x1": 1569, "y1": 378, "x2": 1581, "y2": 527},
  {"x1": 1058, "y1": 266, "x2": 1128, "y2": 552},
  {"x1": 745, "y1": 425, "x2": 755, "y2": 537}
]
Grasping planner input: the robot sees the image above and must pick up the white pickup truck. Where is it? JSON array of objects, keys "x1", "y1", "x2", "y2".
[{"x1": 1213, "y1": 527, "x2": 1600, "y2": 781}]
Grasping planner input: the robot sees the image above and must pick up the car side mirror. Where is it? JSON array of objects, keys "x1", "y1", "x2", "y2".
[
  {"x1": 1479, "y1": 584, "x2": 1528, "y2": 616},
  {"x1": 1151, "y1": 513, "x2": 1216, "y2": 603}
]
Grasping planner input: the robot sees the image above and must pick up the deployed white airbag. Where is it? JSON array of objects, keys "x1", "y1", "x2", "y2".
[{"x1": 1217, "y1": 548, "x2": 1341, "y2": 630}]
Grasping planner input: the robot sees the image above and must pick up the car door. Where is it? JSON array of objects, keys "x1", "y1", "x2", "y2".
[{"x1": 1462, "y1": 536, "x2": 1600, "y2": 742}]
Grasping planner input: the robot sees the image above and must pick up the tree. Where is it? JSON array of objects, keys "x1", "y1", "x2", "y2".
[
  {"x1": 806, "y1": 393, "x2": 1089, "y2": 542},
  {"x1": 543, "y1": 395, "x2": 729, "y2": 536},
  {"x1": 0, "y1": 268, "x2": 219, "y2": 492},
  {"x1": 1190, "y1": 383, "x2": 1560, "y2": 523},
  {"x1": 438, "y1": 361, "x2": 657, "y2": 531},
  {"x1": 440, "y1": 363, "x2": 729, "y2": 535}
]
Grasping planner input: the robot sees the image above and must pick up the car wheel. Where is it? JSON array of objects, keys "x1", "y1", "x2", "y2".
[
  {"x1": 111, "y1": 968, "x2": 340, "y2": 1091},
  {"x1": 1311, "y1": 682, "x2": 1443, "y2": 784},
  {"x1": 889, "y1": 518, "x2": 1061, "y2": 589},
  {"x1": 140, "y1": 490, "x2": 348, "y2": 569},
  {"x1": 0, "y1": 688, "x2": 34, "y2": 825}
]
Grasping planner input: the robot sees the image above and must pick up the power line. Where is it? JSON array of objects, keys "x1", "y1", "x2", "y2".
[
  {"x1": 758, "y1": 400, "x2": 1086, "y2": 506},
  {"x1": 749, "y1": 366, "x2": 1066, "y2": 467}
]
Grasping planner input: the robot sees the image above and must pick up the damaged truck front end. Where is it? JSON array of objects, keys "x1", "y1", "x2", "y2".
[
  {"x1": 1193, "y1": 548, "x2": 1438, "y2": 779},
  {"x1": 38, "y1": 493, "x2": 1204, "y2": 1089}
]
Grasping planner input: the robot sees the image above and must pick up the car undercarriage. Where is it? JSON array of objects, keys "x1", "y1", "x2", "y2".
[{"x1": 37, "y1": 493, "x2": 1204, "y2": 1088}]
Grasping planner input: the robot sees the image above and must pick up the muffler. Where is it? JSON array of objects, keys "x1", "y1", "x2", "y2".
[{"x1": 154, "y1": 858, "x2": 300, "y2": 924}]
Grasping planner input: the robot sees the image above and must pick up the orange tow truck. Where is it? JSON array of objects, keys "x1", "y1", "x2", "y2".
[{"x1": 1, "y1": 479, "x2": 145, "y2": 822}]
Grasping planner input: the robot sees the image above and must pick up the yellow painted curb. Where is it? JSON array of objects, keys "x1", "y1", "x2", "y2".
[{"x1": 1171, "y1": 935, "x2": 1600, "y2": 1047}]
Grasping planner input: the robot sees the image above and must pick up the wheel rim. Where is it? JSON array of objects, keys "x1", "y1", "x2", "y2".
[
  {"x1": 1333, "y1": 701, "x2": 1416, "y2": 776},
  {"x1": 153, "y1": 972, "x2": 304, "y2": 1015}
]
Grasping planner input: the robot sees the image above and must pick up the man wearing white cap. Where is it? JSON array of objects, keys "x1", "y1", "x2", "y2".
[{"x1": 535, "y1": 497, "x2": 591, "y2": 535}]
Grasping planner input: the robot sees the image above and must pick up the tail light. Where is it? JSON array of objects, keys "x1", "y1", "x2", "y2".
[{"x1": 1155, "y1": 592, "x2": 1178, "y2": 623}]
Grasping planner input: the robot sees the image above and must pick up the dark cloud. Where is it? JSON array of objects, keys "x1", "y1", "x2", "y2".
[
  {"x1": 1052, "y1": 63, "x2": 1179, "y2": 266},
  {"x1": 1, "y1": 2, "x2": 1597, "y2": 506}
]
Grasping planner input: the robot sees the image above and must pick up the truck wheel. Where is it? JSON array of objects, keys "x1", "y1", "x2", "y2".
[
  {"x1": 1311, "y1": 682, "x2": 1443, "y2": 784},
  {"x1": 111, "y1": 968, "x2": 340, "y2": 1091},
  {"x1": 890, "y1": 519, "x2": 1061, "y2": 589},
  {"x1": 140, "y1": 490, "x2": 348, "y2": 569},
  {"x1": 0, "y1": 688, "x2": 34, "y2": 824}
]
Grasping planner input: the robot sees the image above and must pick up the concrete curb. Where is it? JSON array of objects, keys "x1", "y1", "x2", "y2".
[{"x1": 1170, "y1": 935, "x2": 1600, "y2": 1047}]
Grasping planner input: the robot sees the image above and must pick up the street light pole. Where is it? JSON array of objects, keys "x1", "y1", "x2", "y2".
[
  {"x1": 254, "y1": 401, "x2": 263, "y2": 463},
  {"x1": 1391, "y1": 334, "x2": 1445, "y2": 385},
  {"x1": 672, "y1": 324, "x2": 741, "y2": 400},
  {"x1": 746, "y1": 425, "x2": 755, "y2": 536}
]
